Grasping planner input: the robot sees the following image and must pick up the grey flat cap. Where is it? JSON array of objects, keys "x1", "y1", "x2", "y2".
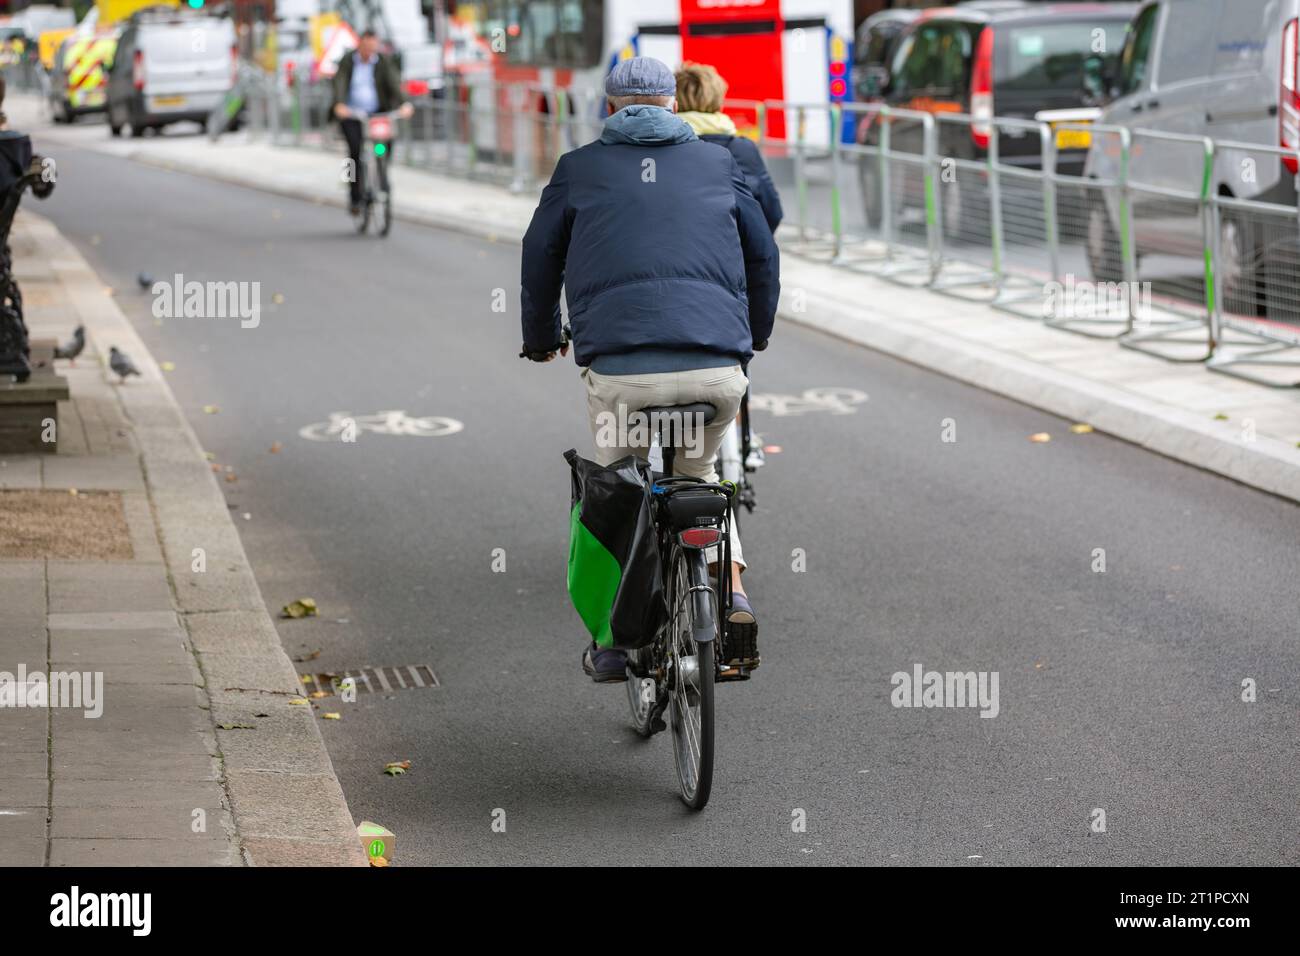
[{"x1": 604, "y1": 56, "x2": 676, "y2": 97}]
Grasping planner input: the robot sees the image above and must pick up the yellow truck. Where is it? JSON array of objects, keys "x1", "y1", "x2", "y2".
[
  {"x1": 96, "y1": 0, "x2": 180, "y2": 25},
  {"x1": 49, "y1": 30, "x2": 120, "y2": 122}
]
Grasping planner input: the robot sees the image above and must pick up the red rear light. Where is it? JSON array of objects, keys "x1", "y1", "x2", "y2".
[
  {"x1": 830, "y1": 78, "x2": 847, "y2": 98},
  {"x1": 405, "y1": 79, "x2": 429, "y2": 96},
  {"x1": 1282, "y1": 18, "x2": 1299, "y2": 173},
  {"x1": 970, "y1": 25, "x2": 994, "y2": 149},
  {"x1": 680, "y1": 528, "x2": 722, "y2": 548},
  {"x1": 132, "y1": 49, "x2": 144, "y2": 91}
]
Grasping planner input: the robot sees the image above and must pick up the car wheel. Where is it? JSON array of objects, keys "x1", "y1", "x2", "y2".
[
  {"x1": 1219, "y1": 211, "x2": 1262, "y2": 316},
  {"x1": 1086, "y1": 195, "x2": 1123, "y2": 283}
]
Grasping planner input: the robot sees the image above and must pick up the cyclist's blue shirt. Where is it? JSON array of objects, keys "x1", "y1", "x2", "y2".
[{"x1": 347, "y1": 54, "x2": 380, "y2": 115}]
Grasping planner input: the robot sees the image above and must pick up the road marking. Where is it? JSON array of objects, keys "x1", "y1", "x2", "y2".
[{"x1": 750, "y1": 388, "x2": 868, "y2": 417}]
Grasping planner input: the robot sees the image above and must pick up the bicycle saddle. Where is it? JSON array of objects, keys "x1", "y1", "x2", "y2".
[{"x1": 639, "y1": 402, "x2": 717, "y2": 426}]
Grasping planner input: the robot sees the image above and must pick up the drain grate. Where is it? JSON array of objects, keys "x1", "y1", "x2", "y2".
[{"x1": 300, "y1": 664, "x2": 440, "y2": 697}]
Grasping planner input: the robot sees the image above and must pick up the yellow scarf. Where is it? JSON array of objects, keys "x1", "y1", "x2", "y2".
[{"x1": 679, "y1": 111, "x2": 737, "y2": 136}]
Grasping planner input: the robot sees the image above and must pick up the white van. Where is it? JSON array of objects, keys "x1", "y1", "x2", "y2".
[
  {"x1": 105, "y1": 9, "x2": 236, "y2": 137},
  {"x1": 1084, "y1": 0, "x2": 1299, "y2": 314}
]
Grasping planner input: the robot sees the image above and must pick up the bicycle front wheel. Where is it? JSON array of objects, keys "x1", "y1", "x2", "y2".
[
  {"x1": 376, "y1": 154, "x2": 393, "y2": 237},
  {"x1": 669, "y1": 548, "x2": 716, "y2": 810}
]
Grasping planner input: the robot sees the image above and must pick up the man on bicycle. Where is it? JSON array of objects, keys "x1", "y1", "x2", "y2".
[
  {"x1": 520, "y1": 56, "x2": 779, "y2": 683},
  {"x1": 330, "y1": 29, "x2": 413, "y2": 216}
]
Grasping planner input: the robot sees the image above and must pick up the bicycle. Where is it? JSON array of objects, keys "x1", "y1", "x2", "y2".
[
  {"x1": 349, "y1": 109, "x2": 397, "y2": 237},
  {"x1": 522, "y1": 332, "x2": 740, "y2": 810},
  {"x1": 623, "y1": 402, "x2": 738, "y2": 809}
]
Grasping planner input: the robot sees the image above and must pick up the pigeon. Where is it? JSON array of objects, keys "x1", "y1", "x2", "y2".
[
  {"x1": 54, "y1": 325, "x2": 85, "y2": 364},
  {"x1": 137, "y1": 272, "x2": 153, "y2": 290},
  {"x1": 109, "y1": 347, "x2": 141, "y2": 382}
]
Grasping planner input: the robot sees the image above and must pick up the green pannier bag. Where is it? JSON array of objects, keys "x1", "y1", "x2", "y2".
[{"x1": 564, "y1": 449, "x2": 667, "y2": 650}]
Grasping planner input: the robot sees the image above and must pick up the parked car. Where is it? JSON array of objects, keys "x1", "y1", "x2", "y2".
[
  {"x1": 858, "y1": 2, "x2": 1135, "y2": 235},
  {"x1": 1083, "y1": 0, "x2": 1300, "y2": 318},
  {"x1": 105, "y1": 8, "x2": 236, "y2": 137}
]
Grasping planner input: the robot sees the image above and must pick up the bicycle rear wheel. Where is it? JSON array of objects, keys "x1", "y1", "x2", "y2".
[{"x1": 669, "y1": 548, "x2": 716, "y2": 810}]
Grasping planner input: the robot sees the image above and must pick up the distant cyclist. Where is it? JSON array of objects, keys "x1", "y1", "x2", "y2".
[
  {"x1": 519, "y1": 57, "x2": 779, "y2": 681},
  {"x1": 330, "y1": 29, "x2": 413, "y2": 216},
  {"x1": 675, "y1": 63, "x2": 783, "y2": 233}
]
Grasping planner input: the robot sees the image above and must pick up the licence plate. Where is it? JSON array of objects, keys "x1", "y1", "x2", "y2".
[
  {"x1": 1055, "y1": 126, "x2": 1092, "y2": 150},
  {"x1": 152, "y1": 94, "x2": 186, "y2": 108}
]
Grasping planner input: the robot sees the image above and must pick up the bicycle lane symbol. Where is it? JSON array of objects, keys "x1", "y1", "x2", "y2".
[
  {"x1": 298, "y1": 410, "x2": 465, "y2": 442},
  {"x1": 749, "y1": 388, "x2": 868, "y2": 417}
]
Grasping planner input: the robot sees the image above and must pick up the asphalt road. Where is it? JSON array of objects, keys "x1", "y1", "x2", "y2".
[{"x1": 37, "y1": 135, "x2": 1300, "y2": 865}]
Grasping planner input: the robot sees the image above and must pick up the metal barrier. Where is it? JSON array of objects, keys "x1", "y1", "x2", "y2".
[{"x1": 232, "y1": 75, "x2": 1300, "y2": 387}]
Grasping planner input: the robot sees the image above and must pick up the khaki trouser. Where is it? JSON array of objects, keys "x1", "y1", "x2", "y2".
[{"x1": 582, "y1": 363, "x2": 748, "y2": 567}]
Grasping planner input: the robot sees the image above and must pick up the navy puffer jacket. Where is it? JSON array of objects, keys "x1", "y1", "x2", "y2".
[
  {"x1": 520, "y1": 106, "x2": 780, "y2": 367},
  {"x1": 698, "y1": 133, "x2": 783, "y2": 233}
]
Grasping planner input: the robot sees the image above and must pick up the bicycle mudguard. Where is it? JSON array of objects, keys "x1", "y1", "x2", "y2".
[{"x1": 686, "y1": 549, "x2": 717, "y2": 644}]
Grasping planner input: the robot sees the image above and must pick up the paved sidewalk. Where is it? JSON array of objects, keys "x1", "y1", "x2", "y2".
[
  {"x1": 16, "y1": 91, "x2": 1300, "y2": 503},
  {"x1": 0, "y1": 212, "x2": 366, "y2": 866}
]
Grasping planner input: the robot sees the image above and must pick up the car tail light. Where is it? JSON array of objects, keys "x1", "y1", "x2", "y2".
[
  {"x1": 679, "y1": 528, "x2": 721, "y2": 548},
  {"x1": 970, "y1": 26, "x2": 995, "y2": 149},
  {"x1": 1282, "y1": 18, "x2": 1299, "y2": 173},
  {"x1": 132, "y1": 49, "x2": 144, "y2": 91}
]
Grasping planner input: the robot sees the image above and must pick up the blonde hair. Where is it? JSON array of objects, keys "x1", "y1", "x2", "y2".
[{"x1": 675, "y1": 63, "x2": 728, "y2": 114}]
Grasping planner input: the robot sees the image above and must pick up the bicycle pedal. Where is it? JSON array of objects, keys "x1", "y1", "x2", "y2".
[
  {"x1": 650, "y1": 716, "x2": 668, "y2": 734},
  {"x1": 716, "y1": 666, "x2": 751, "y2": 683}
]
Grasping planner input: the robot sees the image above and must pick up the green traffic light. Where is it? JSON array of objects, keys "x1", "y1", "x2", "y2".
[
  {"x1": 187, "y1": 0, "x2": 204, "y2": 8},
  {"x1": 374, "y1": 143, "x2": 387, "y2": 156}
]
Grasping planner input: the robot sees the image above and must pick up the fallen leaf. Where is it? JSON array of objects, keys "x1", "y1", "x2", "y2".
[
  {"x1": 272, "y1": 292, "x2": 285, "y2": 305},
  {"x1": 383, "y1": 760, "x2": 411, "y2": 777},
  {"x1": 322, "y1": 712, "x2": 341, "y2": 720},
  {"x1": 309, "y1": 690, "x2": 328, "y2": 699},
  {"x1": 292, "y1": 649, "x2": 322, "y2": 663},
  {"x1": 210, "y1": 463, "x2": 222, "y2": 473},
  {"x1": 287, "y1": 698, "x2": 310, "y2": 706},
  {"x1": 160, "y1": 361, "x2": 175, "y2": 372},
  {"x1": 281, "y1": 598, "x2": 319, "y2": 619},
  {"x1": 217, "y1": 722, "x2": 255, "y2": 730},
  {"x1": 1029, "y1": 432, "x2": 1052, "y2": 443},
  {"x1": 1069, "y1": 423, "x2": 1094, "y2": 434},
  {"x1": 369, "y1": 855, "x2": 390, "y2": 867},
  {"x1": 204, "y1": 452, "x2": 216, "y2": 461},
  {"x1": 269, "y1": 441, "x2": 283, "y2": 453},
  {"x1": 1213, "y1": 413, "x2": 1229, "y2": 421},
  {"x1": 224, "y1": 473, "x2": 238, "y2": 483},
  {"x1": 203, "y1": 405, "x2": 220, "y2": 415}
]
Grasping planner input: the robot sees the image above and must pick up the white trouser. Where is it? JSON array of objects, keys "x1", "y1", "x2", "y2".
[{"x1": 582, "y1": 363, "x2": 748, "y2": 567}]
